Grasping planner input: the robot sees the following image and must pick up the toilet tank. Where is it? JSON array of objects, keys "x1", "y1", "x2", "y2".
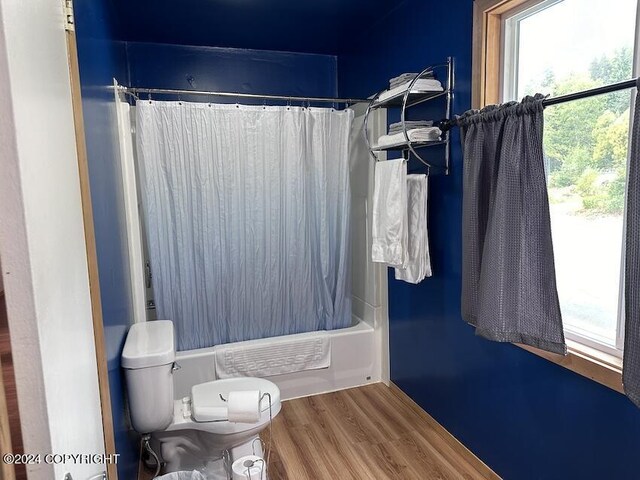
[{"x1": 122, "y1": 320, "x2": 175, "y2": 433}]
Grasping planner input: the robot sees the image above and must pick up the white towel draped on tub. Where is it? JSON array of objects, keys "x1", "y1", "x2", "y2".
[
  {"x1": 215, "y1": 330, "x2": 331, "y2": 378},
  {"x1": 372, "y1": 159, "x2": 408, "y2": 267},
  {"x1": 395, "y1": 175, "x2": 432, "y2": 283}
]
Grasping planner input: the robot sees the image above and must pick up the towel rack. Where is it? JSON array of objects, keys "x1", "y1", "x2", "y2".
[{"x1": 363, "y1": 57, "x2": 455, "y2": 175}]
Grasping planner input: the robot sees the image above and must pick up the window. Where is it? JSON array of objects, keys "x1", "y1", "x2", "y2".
[{"x1": 474, "y1": 0, "x2": 640, "y2": 370}]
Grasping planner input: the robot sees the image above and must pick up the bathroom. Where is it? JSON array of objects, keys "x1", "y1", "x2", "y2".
[{"x1": 3, "y1": 0, "x2": 640, "y2": 479}]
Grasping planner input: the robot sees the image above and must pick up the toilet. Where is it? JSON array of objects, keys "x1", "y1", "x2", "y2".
[{"x1": 122, "y1": 320, "x2": 281, "y2": 478}]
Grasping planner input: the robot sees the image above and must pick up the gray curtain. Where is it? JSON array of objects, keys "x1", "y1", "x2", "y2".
[
  {"x1": 458, "y1": 94, "x2": 566, "y2": 355},
  {"x1": 624, "y1": 84, "x2": 640, "y2": 407}
]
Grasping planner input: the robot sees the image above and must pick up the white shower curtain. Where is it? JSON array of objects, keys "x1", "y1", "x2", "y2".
[{"x1": 135, "y1": 101, "x2": 353, "y2": 350}]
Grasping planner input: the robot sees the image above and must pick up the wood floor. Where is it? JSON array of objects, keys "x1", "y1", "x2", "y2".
[
  {"x1": 263, "y1": 383, "x2": 498, "y2": 480},
  {"x1": 140, "y1": 383, "x2": 498, "y2": 479},
  {"x1": 0, "y1": 292, "x2": 26, "y2": 480}
]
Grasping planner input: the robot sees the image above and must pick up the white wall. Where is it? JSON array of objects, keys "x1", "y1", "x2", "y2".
[
  {"x1": 115, "y1": 88, "x2": 147, "y2": 324},
  {"x1": 0, "y1": 1, "x2": 106, "y2": 479},
  {"x1": 349, "y1": 105, "x2": 390, "y2": 384}
]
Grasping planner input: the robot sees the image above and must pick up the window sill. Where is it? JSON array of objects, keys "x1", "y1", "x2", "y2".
[{"x1": 516, "y1": 340, "x2": 623, "y2": 394}]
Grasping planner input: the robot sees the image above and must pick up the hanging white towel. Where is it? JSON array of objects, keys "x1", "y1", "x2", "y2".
[
  {"x1": 372, "y1": 159, "x2": 408, "y2": 267},
  {"x1": 395, "y1": 175, "x2": 432, "y2": 283}
]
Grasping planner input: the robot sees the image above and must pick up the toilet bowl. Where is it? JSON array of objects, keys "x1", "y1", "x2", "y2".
[
  {"x1": 122, "y1": 321, "x2": 281, "y2": 479},
  {"x1": 157, "y1": 377, "x2": 281, "y2": 473}
]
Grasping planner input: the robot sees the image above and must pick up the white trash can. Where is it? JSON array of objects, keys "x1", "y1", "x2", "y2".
[{"x1": 154, "y1": 471, "x2": 207, "y2": 480}]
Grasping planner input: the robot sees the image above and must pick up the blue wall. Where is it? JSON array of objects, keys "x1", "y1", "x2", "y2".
[
  {"x1": 339, "y1": 1, "x2": 640, "y2": 479},
  {"x1": 111, "y1": 0, "x2": 399, "y2": 55},
  {"x1": 125, "y1": 42, "x2": 337, "y2": 99},
  {"x1": 73, "y1": 1, "x2": 139, "y2": 478},
  {"x1": 76, "y1": 0, "x2": 640, "y2": 477}
]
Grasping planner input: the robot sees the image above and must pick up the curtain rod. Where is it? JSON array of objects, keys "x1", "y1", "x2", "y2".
[
  {"x1": 542, "y1": 76, "x2": 638, "y2": 107},
  {"x1": 440, "y1": 76, "x2": 639, "y2": 131},
  {"x1": 117, "y1": 86, "x2": 371, "y2": 105}
]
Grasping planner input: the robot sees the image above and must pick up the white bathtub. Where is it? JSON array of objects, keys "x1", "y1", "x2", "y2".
[{"x1": 172, "y1": 316, "x2": 378, "y2": 401}]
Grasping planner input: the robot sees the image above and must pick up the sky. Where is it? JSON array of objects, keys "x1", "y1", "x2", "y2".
[{"x1": 515, "y1": 0, "x2": 637, "y2": 97}]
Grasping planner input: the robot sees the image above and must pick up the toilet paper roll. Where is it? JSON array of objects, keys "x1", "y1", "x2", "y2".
[
  {"x1": 231, "y1": 455, "x2": 266, "y2": 480},
  {"x1": 227, "y1": 390, "x2": 261, "y2": 423}
]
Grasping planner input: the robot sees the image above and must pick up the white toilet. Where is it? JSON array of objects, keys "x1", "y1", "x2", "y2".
[{"x1": 122, "y1": 320, "x2": 281, "y2": 478}]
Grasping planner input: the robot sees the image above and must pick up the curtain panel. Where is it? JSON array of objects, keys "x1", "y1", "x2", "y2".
[
  {"x1": 624, "y1": 83, "x2": 640, "y2": 407},
  {"x1": 458, "y1": 94, "x2": 566, "y2": 355}
]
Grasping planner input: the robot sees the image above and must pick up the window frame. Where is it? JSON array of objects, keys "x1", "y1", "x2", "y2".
[
  {"x1": 500, "y1": 0, "x2": 563, "y2": 102},
  {"x1": 501, "y1": 0, "x2": 638, "y2": 361},
  {"x1": 472, "y1": 0, "x2": 640, "y2": 390},
  {"x1": 472, "y1": 0, "x2": 538, "y2": 108}
]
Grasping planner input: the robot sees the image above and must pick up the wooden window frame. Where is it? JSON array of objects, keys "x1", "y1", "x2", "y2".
[
  {"x1": 472, "y1": 0, "x2": 625, "y2": 393},
  {"x1": 472, "y1": 0, "x2": 544, "y2": 108}
]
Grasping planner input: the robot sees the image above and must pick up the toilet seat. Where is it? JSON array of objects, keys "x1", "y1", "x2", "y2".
[
  {"x1": 191, "y1": 378, "x2": 280, "y2": 423},
  {"x1": 163, "y1": 377, "x2": 281, "y2": 435}
]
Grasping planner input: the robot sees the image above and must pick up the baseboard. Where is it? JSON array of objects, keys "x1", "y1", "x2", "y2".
[{"x1": 389, "y1": 383, "x2": 501, "y2": 480}]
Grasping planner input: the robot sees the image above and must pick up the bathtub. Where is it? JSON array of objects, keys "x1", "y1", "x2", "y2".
[{"x1": 172, "y1": 316, "x2": 378, "y2": 401}]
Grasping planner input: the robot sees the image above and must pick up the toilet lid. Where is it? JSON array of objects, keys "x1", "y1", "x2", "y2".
[{"x1": 191, "y1": 378, "x2": 281, "y2": 423}]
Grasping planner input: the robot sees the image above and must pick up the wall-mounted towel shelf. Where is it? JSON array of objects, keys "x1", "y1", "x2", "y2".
[
  {"x1": 370, "y1": 89, "x2": 449, "y2": 110},
  {"x1": 371, "y1": 139, "x2": 448, "y2": 152},
  {"x1": 364, "y1": 57, "x2": 454, "y2": 174}
]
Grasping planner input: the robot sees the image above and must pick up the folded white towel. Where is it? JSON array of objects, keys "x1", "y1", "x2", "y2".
[
  {"x1": 372, "y1": 159, "x2": 408, "y2": 267},
  {"x1": 388, "y1": 120, "x2": 434, "y2": 135},
  {"x1": 395, "y1": 175, "x2": 432, "y2": 283},
  {"x1": 389, "y1": 72, "x2": 434, "y2": 88},
  {"x1": 390, "y1": 73, "x2": 419, "y2": 85},
  {"x1": 375, "y1": 127, "x2": 441, "y2": 149},
  {"x1": 377, "y1": 79, "x2": 443, "y2": 103}
]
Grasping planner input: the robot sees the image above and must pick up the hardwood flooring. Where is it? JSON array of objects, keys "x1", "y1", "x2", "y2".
[
  {"x1": 0, "y1": 292, "x2": 26, "y2": 480},
  {"x1": 140, "y1": 383, "x2": 499, "y2": 479},
  {"x1": 263, "y1": 383, "x2": 498, "y2": 480}
]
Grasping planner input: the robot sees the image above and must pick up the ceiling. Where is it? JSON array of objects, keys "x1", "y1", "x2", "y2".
[{"x1": 111, "y1": 0, "x2": 405, "y2": 55}]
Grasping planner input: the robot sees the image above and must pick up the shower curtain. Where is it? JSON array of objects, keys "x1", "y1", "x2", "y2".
[{"x1": 135, "y1": 101, "x2": 354, "y2": 350}]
